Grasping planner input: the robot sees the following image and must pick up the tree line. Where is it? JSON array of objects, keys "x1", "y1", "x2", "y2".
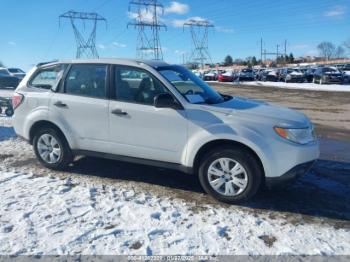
[
  {"x1": 317, "y1": 39, "x2": 350, "y2": 60},
  {"x1": 223, "y1": 53, "x2": 294, "y2": 67}
]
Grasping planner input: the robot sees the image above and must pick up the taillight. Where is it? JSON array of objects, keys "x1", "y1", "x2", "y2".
[{"x1": 12, "y1": 93, "x2": 24, "y2": 110}]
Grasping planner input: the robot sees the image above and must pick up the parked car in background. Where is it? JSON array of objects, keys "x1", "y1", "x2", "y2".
[
  {"x1": 341, "y1": 64, "x2": 350, "y2": 83},
  {"x1": 0, "y1": 97, "x2": 14, "y2": 116},
  {"x1": 8, "y1": 68, "x2": 26, "y2": 80},
  {"x1": 192, "y1": 70, "x2": 203, "y2": 79},
  {"x1": 238, "y1": 68, "x2": 254, "y2": 81},
  {"x1": 313, "y1": 67, "x2": 343, "y2": 85},
  {"x1": 12, "y1": 58, "x2": 319, "y2": 204},
  {"x1": 203, "y1": 70, "x2": 218, "y2": 81},
  {"x1": 279, "y1": 68, "x2": 305, "y2": 83},
  {"x1": 254, "y1": 68, "x2": 266, "y2": 81},
  {"x1": 335, "y1": 64, "x2": 345, "y2": 71},
  {"x1": 0, "y1": 67, "x2": 20, "y2": 89},
  {"x1": 305, "y1": 67, "x2": 317, "y2": 83},
  {"x1": 261, "y1": 69, "x2": 279, "y2": 82},
  {"x1": 218, "y1": 70, "x2": 235, "y2": 82}
]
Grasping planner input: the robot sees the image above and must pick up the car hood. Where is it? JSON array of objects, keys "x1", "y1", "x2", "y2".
[
  {"x1": 290, "y1": 71, "x2": 303, "y2": 76},
  {"x1": 200, "y1": 97, "x2": 310, "y2": 128}
]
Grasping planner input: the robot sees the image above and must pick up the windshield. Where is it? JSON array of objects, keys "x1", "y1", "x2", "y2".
[
  {"x1": 157, "y1": 65, "x2": 225, "y2": 104},
  {"x1": 8, "y1": 68, "x2": 24, "y2": 73},
  {"x1": 324, "y1": 68, "x2": 339, "y2": 73},
  {"x1": 0, "y1": 69, "x2": 10, "y2": 76}
]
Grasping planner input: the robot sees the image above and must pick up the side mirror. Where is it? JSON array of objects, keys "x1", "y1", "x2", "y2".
[{"x1": 154, "y1": 93, "x2": 182, "y2": 110}]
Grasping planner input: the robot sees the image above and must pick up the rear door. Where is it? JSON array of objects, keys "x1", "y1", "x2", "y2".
[{"x1": 49, "y1": 64, "x2": 110, "y2": 152}]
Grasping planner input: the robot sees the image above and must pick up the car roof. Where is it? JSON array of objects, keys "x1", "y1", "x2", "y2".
[{"x1": 39, "y1": 58, "x2": 170, "y2": 69}]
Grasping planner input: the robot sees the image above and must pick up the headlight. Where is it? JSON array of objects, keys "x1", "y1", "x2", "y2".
[{"x1": 274, "y1": 126, "x2": 315, "y2": 145}]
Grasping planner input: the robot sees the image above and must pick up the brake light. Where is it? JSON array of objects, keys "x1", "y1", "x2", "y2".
[{"x1": 12, "y1": 93, "x2": 24, "y2": 110}]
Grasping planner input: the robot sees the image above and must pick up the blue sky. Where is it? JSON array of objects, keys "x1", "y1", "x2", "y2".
[{"x1": 1, "y1": 0, "x2": 349, "y2": 70}]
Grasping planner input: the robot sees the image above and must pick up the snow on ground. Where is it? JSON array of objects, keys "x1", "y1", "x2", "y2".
[
  {"x1": 1, "y1": 122, "x2": 350, "y2": 255},
  {"x1": 210, "y1": 81, "x2": 350, "y2": 92},
  {"x1": 1, "y1": 167, "x2": 350, "y2": 255}
]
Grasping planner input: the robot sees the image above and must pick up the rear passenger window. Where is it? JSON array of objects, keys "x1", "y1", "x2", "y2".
[
  {"x1": 65, "y1": 64, "x2": 107, "y2": 98},
  {"x1": 30, "y1": 65, "x2": 67, "y2": 89}
]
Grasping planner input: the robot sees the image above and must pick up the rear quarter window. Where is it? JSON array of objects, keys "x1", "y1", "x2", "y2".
[{"x1": 29, "y1": 64, "x2": 67, "y2": 89}]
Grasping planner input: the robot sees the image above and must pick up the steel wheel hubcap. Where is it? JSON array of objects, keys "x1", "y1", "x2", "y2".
[
  {"x1": 37, "y1": 134, "x2": 61, "y2": 164},
  {"x1": 207, "y1": 158, "x2": 248, "y2": 196}
]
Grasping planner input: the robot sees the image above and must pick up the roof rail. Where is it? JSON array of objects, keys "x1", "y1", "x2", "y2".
[{"x1": 36, "y1": 60, "x2": 59, "y2": 67}]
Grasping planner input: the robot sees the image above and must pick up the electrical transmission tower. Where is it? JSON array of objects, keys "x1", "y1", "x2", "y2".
[
  {"x1": 59, "y1": 10, "x2": 107, "y2": 59},
  {"x1": 184, "y1": 19, "x2": 214, "y2": 68},
  {"x1": 128, "y1": 0, "x2": 166, "y2": 60}
]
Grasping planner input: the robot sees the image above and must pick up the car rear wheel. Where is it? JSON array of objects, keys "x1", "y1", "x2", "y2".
[
  {"x1": 198, "y1": 147, "x2": 262, "y2": 204},
  {"x1": 33, "y1": 128, "x2": 73, "y2": 170}
]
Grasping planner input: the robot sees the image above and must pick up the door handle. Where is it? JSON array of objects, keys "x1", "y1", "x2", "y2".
[
  {"x1": 54, "y1": 101, "x2": 67, "y2": 108},
  {"x1": 111, "y1": 108, "x2": 128, "y2": 115}
]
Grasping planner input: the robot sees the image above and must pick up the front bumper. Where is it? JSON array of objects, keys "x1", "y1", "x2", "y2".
[{"x1": 265, "y1": 160, "x2": 316, "y2": 188}]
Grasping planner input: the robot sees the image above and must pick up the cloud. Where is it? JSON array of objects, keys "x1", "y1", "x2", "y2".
[
  {"x1": 98, "y1": 42, "x2": 127, "y2": 50},
  {"x1": 171, "y1": 16, "x2": 208, "y2": 27},
  {"x1": 324, "y1": 5, "x2": 346, "y2": 18},
  {"x1": 97, "y1": 44, "x2": 106, "y2": 50},
  {"x1": 165, "y1": 2, "x2": 189, "y2": 15},
  {"x1": 128, "y1": 6, "x2": 166, "y2": 24},
  {"x1": 112, "y1": 42, "x2": 127, "y2": 48},
  {"x1": 216, "y1": 26, "x2": 234, "y2": 34},
  {"x1": 128, "y1": 10, "x2": 153, "y2": 23},
  {"x1": 174, "y1": 50, "x2": 187, "y2": 56},
  {"x1": 8, "y1": 41, "x2": 16, "y2": 46}
]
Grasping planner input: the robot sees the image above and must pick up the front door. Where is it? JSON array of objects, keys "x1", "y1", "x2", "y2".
[{"x1": 108, "y1": 65, "x2": 188, "y2": 164}]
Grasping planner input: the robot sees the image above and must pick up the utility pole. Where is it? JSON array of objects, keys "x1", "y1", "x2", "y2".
[
  {"x1": 260, "y1": 38, "x2": 263, "y2": 64},
  {"x1": 284, "y1": 40, "x2": 287, "y2": 57},
  {"x1": 59, "y1": 10, "x2": 107, "y2": 59},
  {"x1": 284, "y1": 40, "x2": 287, "y2": 64},
  {"x1": 184, "y1": 19, "x2": 214, "y2": 69},
  {"x1": 276, "y1": 44, "x2": 280, "y2": 60},
  {"x1": 128, "y1": 0, "x2": 167, "y2": 60}
]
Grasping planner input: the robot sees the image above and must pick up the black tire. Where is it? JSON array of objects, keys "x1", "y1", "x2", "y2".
[
  {"x1": 198, "y1": 146, "x2": 262, "y2": 204},
  {"x1": 33, "y1": 127, "x2": 73, "y2": 170},
  {"x1": 5, "y1": 108, "x2": 14, "y2": 117},
  {"x1": 0, "y1": 107, "x2": 2, "y2": 115}
]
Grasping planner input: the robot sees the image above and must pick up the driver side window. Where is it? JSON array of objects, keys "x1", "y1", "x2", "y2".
[{"x1": 114, "y1": 66, "x2": 168, "y2": 105}]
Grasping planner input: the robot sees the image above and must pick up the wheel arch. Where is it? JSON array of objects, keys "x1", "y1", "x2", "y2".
[
  {"x1": 29, "y1": 120, "x2": 69, "y2": 146},
  {"x1": 192, "y1": 139, "x2": 266, "y2": 179}
]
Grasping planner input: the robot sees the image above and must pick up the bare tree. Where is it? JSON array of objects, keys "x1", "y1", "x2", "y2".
[
  {"x1": 317, "y1": 41, "x2": 335, "y2": 60},
  {"x1": 335, "y1": 46, "x2": 346, "y2": 58}
]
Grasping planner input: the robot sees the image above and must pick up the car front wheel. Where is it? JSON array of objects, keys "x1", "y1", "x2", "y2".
[
  {"x1": 33, "y1": 128, "x2": 73, "y2": 170},
  {"x1": 198, "y1": 147, "x2": 262, "y2": 204}
]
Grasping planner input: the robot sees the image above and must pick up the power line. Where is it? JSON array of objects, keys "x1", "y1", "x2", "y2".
[
  {"x1": 127, "y1": 0, "x2": 167, "y2": 60},
  {"x1": 184, "y1": 19, "x2": 214, "y2": 68},
  {"x1": 59, "y1": 10, "x2": 107, "y2": 59}
]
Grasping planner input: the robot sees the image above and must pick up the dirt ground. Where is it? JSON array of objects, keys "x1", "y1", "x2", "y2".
[{"x1": 211, "y1": 83, "x2": 350, "y2": 142}]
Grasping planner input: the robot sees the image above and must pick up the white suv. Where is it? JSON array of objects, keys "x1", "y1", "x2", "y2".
[{"x1": 12, "y1": 59, "x2": 319, "y2": 203}]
